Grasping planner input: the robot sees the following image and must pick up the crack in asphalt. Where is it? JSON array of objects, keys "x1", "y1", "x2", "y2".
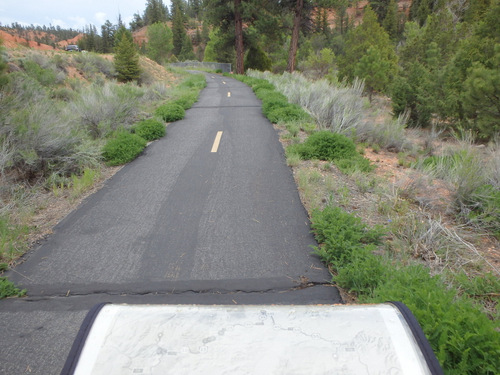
[{"x1": 18, "y1": 281, "x2": 335, "y2": 301}]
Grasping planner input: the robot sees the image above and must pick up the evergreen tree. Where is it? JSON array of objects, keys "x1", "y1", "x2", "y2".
[
  {"x1": 203, "y1": 28, "x2": 235, "y2": 63},
  {"x1": 114, "y1": 30, "x2": 141, "y2": 82},
  {"x1": 114, "y1": 26, "x2": 134, "y2": 48},
  {"x1": 245, "y1": 44, "x2": 272, "y2": 71},
  {"x1": 144, "y1": 0, "x2": 169, "y2": 25},
  {"x1": 382, "y1": 0, "x2": 398, "y2": 41},
  {"x1": 101, "y1": 20, "x2": 116, "y2": 53},
  {"x1": 80, "y1": 25, "x2": 100, "y2": 52},
  {"x1": 354, "y1": 46, "x2": 392, "y2": 101},
  {"x1": 172, "y1": 1, "x2": 187, "y2": 56},
  {"x1": 370, "y1": 0, "x2": 391, "y2": 22},
  {"x1": 338, "y1": 5, "x2": 397, "y2": 83},
  {"x1": 146, "y1": 22, "x2": 173, "y2": 64},
  {"x1": 179, "y1": 34, "x2": 196, "y2": 60},
  {"x1": 462, "y1": 45, "x2": 500, "y2": 139},
  {"x1": 130, "y1": 13, "x2": 145, "y2": 31}
]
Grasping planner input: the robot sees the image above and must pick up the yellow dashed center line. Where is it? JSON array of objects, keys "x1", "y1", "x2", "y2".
[
  {"x1": 227, "y1": 92, "x2": 231, "y2": 97},
  {"x1": 211, "y1": 131, "x2": 223, "y2": 153}
]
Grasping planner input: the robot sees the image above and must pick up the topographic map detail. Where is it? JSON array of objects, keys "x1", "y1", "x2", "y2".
[{"x1": 74, "y1": 304, "x2": 430, "y2": 375}]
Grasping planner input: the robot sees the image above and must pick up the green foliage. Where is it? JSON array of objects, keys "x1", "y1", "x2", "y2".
[
  {"x1": 0, "y1": 214, "x2": 29, "y2": 263},
  {"x1": 288, "y1": 131, "x2": 374, "y2": 173},
  {"x1": 0, "y1": 38, "x2": 9, "y2": 88},
  {"x1": 245, "y1": 45, "x2": 272, "y2": 72},
  {"x1": 461, "y1": 45, "x2": 500, "y2": 140},
  {"x1": 155, "y1": 103, "x2": 185, "y2": 122},
  {"x1": 73, "y1": 52, "x2": 116, "y2": 79},
  {"x1": 132, "y1": 119, "x2": 166, "y2": 141},
  {"x1": 310, "y1": 205, "x2": 384, "y2": 266},
  {"x1": 311, "y1": 204, "x2": 500, "y2": 374},
  {"x1": 364, "y1": 266, "x2": 500, "y2": 374},
  {"x1": 335, "y1": 246, "x2": 388, "y2": 296},
  {"x1": 354, "y1": 46, "x2": 394, "y2": 100},
  {"x1": 203, "y1": 28, "x2": 235, "y2": 63},
  {"x1": 390, "y1": 62, "x2": 434, "y2": 126},
  {"x1": 146, "y1": 22, "x2": 173, "y2": 64},
  {"x1": 382, "y1": 0, "x2": 399, "y2": 41},
  {"x1": 172, "y1": 1, "x2": 188, "y2": 57},
  {"x1": 172, "y1": 92, "x2": 198, "y2": 109},
  {"x1": 338, "y1": 5, "x2": 397, "y2": 85},
  {"x1": 265, "y1": 103, "x2": 310, "y2": 124},
  {"x1": 178, "y1": 33, "x2": 196, "y2": 61},
  {"x1": 144, "y1": 0, "x2": 169, "y2": 25},
  {"x1": 102, "y1": 131, "x2": 147, "y2": 166},
  {"x1": 0, "y1": 277, "x2": 26, "y2": 299},
  {"x1": 22, "y1": 60, "x2": 57, "y2": 87},
  {"x1": 303, "y1": 48, "x2": 337, "y2": 81},
  {"x1": 114, "y1": 30, "x2": 141, "y2": 83}
]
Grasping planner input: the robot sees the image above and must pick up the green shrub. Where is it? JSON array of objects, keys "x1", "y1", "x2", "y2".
[
  {"x1": 0, "y1": 277, "x2": 26, "y2": 299},
  {"x1": 102, "y1": 131, "x2": 147, "y2": 166},
  {"x1": 173, "y1": 92, "x2": 198, "y2": 109},
  {"x1": 310, "y1": 205, "x2": 383, "y2": 265},
  {"x1": 22, "y1": 60, "x2": 57, "y2": 87},
  {"x1": 132, "y1": 119, "x2": 166, "y2": 141},
  {"x1": 311, "y1": 204, "x2": 500, "y2": 374},
  {"x1": 293, "y1": 131, "x2": 357, "y2": 160},
  {"x1": 245, "y1": 45, "x2": 272, "y2": 72},
  {"x1": 252, "y1": 81, "x2": 275, "y2": 92},
  {"x1": 335, "y1": 247, "x2": 388, "y2": 296},
  {"x1": 155, "y1": 103, "x2": 185, "y2": 122},
  {"x1": 363, "y1": 265, "x2": 500, "y2": 374},
  {"x1": 288, "y1": 131, "x2": 374, "y2": 173},
  {"x1": 254, "y1": 88, "x2": 286, "y2": 102},
  {"x1": 265, "y1": 103, "x2": 309, "y2": 124}
]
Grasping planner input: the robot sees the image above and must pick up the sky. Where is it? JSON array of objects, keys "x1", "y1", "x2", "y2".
[{"x1": 0, "y1": 0, "x2": 172, "y2": 30}]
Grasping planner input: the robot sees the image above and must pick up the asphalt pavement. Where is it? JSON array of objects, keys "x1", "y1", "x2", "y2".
[{"x1": 0, "y1": 73, "x2": 340, "y2": 374}]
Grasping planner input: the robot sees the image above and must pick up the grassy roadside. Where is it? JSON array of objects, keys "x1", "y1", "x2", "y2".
[
  {"x1": 0, "y1": 51, "x2": 206, "y2": 297},
  {"x1": 233, "y1": 71, "x2": 500, "y2": 374}
]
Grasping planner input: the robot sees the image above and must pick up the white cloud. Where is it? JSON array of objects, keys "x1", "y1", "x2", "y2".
[
  {"x1": 69, "y1": 16, "x2": 87, "y2": 29},
  {"x1": 51, "y1": 19, "x2": 68, "y2": 28},
  {"x1": 95, "y1": 12, "x2": 107, "y2": 25}
]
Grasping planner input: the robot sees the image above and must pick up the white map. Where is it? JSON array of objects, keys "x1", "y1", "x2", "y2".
[{"x1": 74, "y1": 304, "x2": 431, "y2": 375}]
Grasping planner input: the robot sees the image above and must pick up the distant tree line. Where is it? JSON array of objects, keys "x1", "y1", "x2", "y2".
[
  {"x1": 3, "y1": 0, "x2": 497, "y2": 139},
  {"x1": 0, "y1": 23, "x2": 80, "y2": 48}
]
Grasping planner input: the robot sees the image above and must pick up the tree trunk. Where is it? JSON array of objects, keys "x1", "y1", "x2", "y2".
[
  {"x1": 287, "y1": 0, "x2": 304, "y2": 73},
  {"x1": 234, "y1": 0, "x2": 245, "y2": 74}
]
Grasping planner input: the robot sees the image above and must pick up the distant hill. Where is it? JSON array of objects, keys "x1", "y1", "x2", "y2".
[{"x1": 0, "y1": 27, "x2": 83, "y2": 51}]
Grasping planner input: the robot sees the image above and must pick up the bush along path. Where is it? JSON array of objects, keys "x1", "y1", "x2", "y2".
[
  {"x1": 103, "y1": 73, "x2": 205, "y2": 166},
  {"x1": 232, "y1": 72, "x2": 500, "y2": 374}
]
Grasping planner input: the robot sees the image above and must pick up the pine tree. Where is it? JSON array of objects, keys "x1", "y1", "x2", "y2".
[
  {"x1": 172, "y1": 2, "x2": 187, "y2": 56},
  {"x1": 114, "y1": 31, "x2": 141, "y2": 82},
  {"x1": 147, "y1": 22, "x2": 173, "y2": 64},
  {"x1": 179, "y1": 34, "x2": 196, "y2": 61},
  {"x1": 338, "y1": 5, "x2": 397, "y2": 82},
  {"x1": 101, "y1": 20, "x2": 116, "y2": 53},
  {"x1": 382, "y1": 0, "x2": 398, "y2": 41},
  {"x1": 462, "y1": 46, "x2": 500, "y2": 139},
  {"x1": 144, "y1": 0, "x2": 169, "y2": 25},
  {"x1": 245, "y1": 45, "x2": 272, "y2": 71},
  {"x1": 354, "y1": 46, "x2": 392, "y2": 101}
]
